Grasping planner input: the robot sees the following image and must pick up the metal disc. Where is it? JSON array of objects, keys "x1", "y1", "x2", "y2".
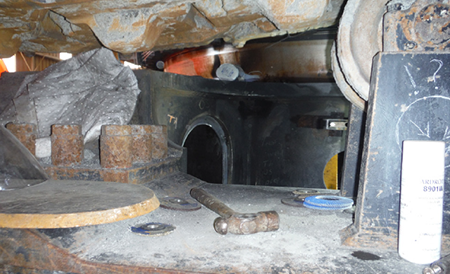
[
  {"x1": 131, "y1": 222, "x2": 175, "y2": 236},
  {"x1": 335, "y1": 0, "x2": 388, "y2": 103},
  {"x1": 331, "y1": 42, "x2": 365, "y2": 110},
  {"x1": 160, "y1": 197, "x2": 201, "y2": 211}
]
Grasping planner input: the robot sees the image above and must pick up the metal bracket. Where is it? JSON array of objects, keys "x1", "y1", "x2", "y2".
[{"x1": 325, "y1": 119, "x2": 348, "y2": 131}]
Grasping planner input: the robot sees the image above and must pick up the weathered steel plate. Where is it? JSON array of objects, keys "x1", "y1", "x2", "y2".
[{"x1": 0, "y1": 179, "x2": 160, "y2": 228}]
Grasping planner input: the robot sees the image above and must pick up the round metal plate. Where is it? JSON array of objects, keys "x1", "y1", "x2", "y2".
[
  {"x1": 131, "y1": 222, "x2": 176, "y2": 236},
  {"x1": 159, "y1": 197, "x2": 201, "y2": 211},
  {"x1": 335, "y1": 0, "x2": 388, "y2": 103},
  {"x1": 331, "y1": 42, "x2": 365, "y2": 110}
]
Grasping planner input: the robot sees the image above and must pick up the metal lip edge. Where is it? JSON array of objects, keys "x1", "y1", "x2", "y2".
[{"x1": 142, "y1": 70, "x2": 346, "y2": 98}]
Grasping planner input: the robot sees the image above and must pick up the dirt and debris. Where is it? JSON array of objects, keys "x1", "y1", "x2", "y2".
[{"x1": 27, "y1": 172, "x2": 426, "y2": 273}]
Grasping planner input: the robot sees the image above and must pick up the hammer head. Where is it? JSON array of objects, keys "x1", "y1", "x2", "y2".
[{"x1": 213, "y1": 211, "x2": 279, "y2": 235}]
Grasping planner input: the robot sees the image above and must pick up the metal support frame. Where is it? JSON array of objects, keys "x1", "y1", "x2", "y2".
[{"x1": 341, "y1": 52, "x2": 450, "y2": 253}]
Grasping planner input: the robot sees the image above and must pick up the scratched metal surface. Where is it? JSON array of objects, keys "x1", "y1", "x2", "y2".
[
  {"x1": 0, "y1": 172, "x2": 426, "y2": 273},
  {"x1": 345, "y1": 52, "x2": 450, "y2": 251}
]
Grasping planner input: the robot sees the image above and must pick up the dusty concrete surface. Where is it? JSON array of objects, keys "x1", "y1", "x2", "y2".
[
  {"x1": 0, "y1": 0, "x2": 345, "y2": 57},
  {"x1": 30, "y1": 172, "x2": 426, "y2": 273}
]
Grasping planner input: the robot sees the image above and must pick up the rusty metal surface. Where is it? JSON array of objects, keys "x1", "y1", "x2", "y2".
[
  {"x1": 43, "y1": 147, "x2": 183, "y2": 184},
  {"x1": 51, "y1": 124, "x2": 84, "y2": 167},
  {"x1": 163, "y1": 30, "x2": 336, "y2": 83},
  {"x1": 6, "y1": 123, "x2": 37, "y2": 156},
  {"x1": 335, "y1": 0, "x2": 450, "y2": 106},
  {"x1": 331, "y1": 42, "x2": 366, "y2": 110},
  {"x1": 0, "y1": 180, "x2": 160, "y2": 229},
  {"x1": 384, "y1": 0, "x2": 450, "y2": 52},
  {"x1": 0, "y1": 0, "x2": 345, "y2": 58},
  {"x1": 100, "y1": 125, "x2": 133, "y2": 169},
  {"x1": 131, "y1": 125, "x2": 153, "y2": 164},
  {"x1": 150, "y1": 125, "x2": 168, "y2": 160}
]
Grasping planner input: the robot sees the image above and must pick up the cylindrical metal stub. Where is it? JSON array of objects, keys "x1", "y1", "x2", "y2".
[
  {"x1": 216, "y1": 63, "x2": 239, "y2": 81},
  {"x1": 100, "y1": 125, "x2": 132, "y2": 169},
  {"x1": 150, "y1": 125, "x2": 168, "y2": 160},
  {"x1": 131, "y1": 125, "x2": 153, "y2": 164},
  {"x1": 51, "y1": 124, "x2": 84, "y2": 166},
  {"x1": 6, "y1": 123, "x2": 37, "y2": 156}
]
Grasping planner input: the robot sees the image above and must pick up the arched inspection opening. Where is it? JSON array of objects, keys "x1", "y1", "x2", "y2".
[
  {"x1": 182, "y1": 116, "x2": 230, "y2": 184},
  {"x1": 184, "y1": 125, "x2": 222, "y2": 184}
]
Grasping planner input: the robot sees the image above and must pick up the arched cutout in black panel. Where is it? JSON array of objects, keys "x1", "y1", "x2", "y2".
[{"x1": 183, "y1": 125, "x2": 222, "y2": 184}]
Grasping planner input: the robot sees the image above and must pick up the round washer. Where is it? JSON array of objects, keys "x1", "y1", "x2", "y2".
[
  {"x1": 303, "y1": 195, "x2": 353, "y2": 210},
  {"x1": 160, "y1": 197, "x2": 201, "y2": 211},
  {"x1": 131, "y1": 222, "x2": 176, "y2": 236}
]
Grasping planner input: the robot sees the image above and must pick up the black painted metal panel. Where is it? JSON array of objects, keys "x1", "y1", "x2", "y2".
[
  {"x1": 134, "y1": 70, "x2": 350, "y2": 188},
  {"x1": 346, "y1": 52, "x2": 450, "y2": 248}
]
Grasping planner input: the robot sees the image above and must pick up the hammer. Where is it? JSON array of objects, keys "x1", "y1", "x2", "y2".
[{"x1": 190, "y1": 187, "x2": 279, "y2": 235}]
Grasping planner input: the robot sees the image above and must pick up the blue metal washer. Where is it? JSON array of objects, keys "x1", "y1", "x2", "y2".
[{"x1": 303, "y1": 195, "x2": 353, "y2": 210}]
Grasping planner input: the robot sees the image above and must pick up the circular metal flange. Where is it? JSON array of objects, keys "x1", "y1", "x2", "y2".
[
  {"x1": 131, "y1": 222, "x2": 176, "y2": 236},
  {"x1": 331, "y1": 42, "x2": 366, "y2": 110},
  {"x1": 334, "y1": 0, "x2": 388, "y2": 104},
  {"x1": 159, "y1": 197, "x2": 201, "y2": 211}
]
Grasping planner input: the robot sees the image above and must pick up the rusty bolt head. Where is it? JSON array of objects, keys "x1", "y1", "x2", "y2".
[
  {"x1": 393, "y1": 3, "x2": 403, "y2": 11},
  {"x1": 404, "y1": 41, "x2": 417, "y2": 50}
]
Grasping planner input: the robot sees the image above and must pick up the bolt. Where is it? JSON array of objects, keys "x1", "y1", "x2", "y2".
[
  {"x1": 405, "y1": 41, "x2": 417, "y2": 50},
  {"x1": 394, "y1": 3, "x2": 403, "y2": 10},
  {"x1": 423, "y1": 264, "x2": 443, "y2": 274},
  {"x1": 388, "y1": 2, "x2": 403, "y2": 12}
]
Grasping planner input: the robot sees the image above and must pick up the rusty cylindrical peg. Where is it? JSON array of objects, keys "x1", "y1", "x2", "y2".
[
  {"x1": 100, "y1": 125, "x2": 132, "y2": 169},
  {"x1": 51, "y1": 124, "x2": 84, "y2": 166},
  {"x1": 131, "y1": 125, "x2": 153, "y2": 164},
  {"x1": 6, "y1": 123, "x2": 37, "y2": 156}
]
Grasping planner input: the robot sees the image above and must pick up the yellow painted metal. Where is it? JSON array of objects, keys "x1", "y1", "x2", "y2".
[{"x1": 324, "y1": 154, "x2": 338, "y2": 189}]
